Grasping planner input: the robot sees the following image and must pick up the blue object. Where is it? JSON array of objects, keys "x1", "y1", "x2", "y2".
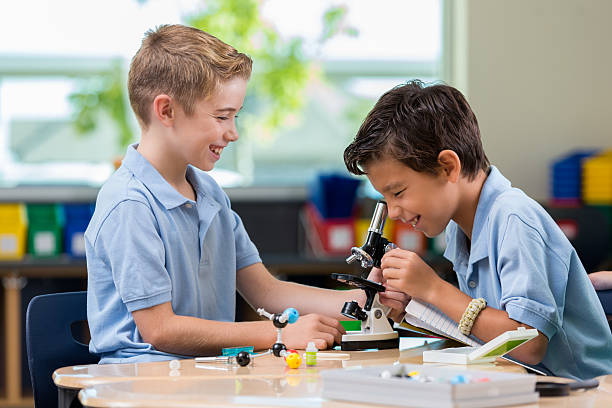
[
  {"x1": 550, "y1": 150, "x2": 598, "y2": 200},
  {"x1": 26, "y1": 291, "x2": 99, "y2": 408},
  {"x1": 62, "y1": 203, "x2": 95, "y2": 258},
  {"x1": 309, "y1": 173, "x2": 361, "y2": 219},
  {"x1": 283, "y1": 307, "x2": 299, "y2": 324},
  {"x1": 450, "y1": 375, "x2": 468, "y2": 384},
  {"x1": 222, "y1": 346, "x2": 254, "y2": 356}
]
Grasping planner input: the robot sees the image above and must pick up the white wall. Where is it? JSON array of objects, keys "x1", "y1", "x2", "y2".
[{"x1": 449, "y1": 0, "x2": 612, "y2": 201}]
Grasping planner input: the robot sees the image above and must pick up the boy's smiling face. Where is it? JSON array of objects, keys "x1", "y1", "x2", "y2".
[
  {"x1": 173, "y1": 77, "x2": 247, "y2": 171},
  {"x1": 365, "y1": 156, "x2": 459, "y2": 238}
]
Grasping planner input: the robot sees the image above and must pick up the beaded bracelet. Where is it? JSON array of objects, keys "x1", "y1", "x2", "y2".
[{"x1": 458, "y1": 297, "x2": 487, "y2": 336}]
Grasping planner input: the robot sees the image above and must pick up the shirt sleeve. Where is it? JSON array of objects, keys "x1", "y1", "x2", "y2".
[
  {"x1": 497, "y1": 214, "x2": 566, "y2": 340},
  {"x1": 93, "y1": 199, "x2": 172, "y2": 312}
]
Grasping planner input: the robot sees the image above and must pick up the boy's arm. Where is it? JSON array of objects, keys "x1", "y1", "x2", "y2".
[
  {"x1": 381, "y1": 249, "x2": 548, "y2": 365},
  {"x1": 589, "y1": 271, "x2": 612, "y2": 290},
  {"x1": 132, "y1": 301, "x2": 344, "y2": 355},
  {"x1": 425, "y1": 279, "x2": 549, "y2": 365},
  {"x1": 236, "y1": 262, "x2": 409, "y2": 322}
]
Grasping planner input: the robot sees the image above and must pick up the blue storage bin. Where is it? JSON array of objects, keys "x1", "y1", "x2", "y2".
[
  {"x1": 62, "y1": 203, "x2": 95, "y2": 257},
  {"x1": 550, "y1": 150, "x2": 598, "y2": 201},
  {"x1": 309, "y1": 173, "x2": 361, "y2": 219}
]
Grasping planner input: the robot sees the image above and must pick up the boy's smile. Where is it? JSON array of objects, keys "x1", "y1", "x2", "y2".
[{"x1": 364, "y1": 156, "x2": 459, "y2": 238}]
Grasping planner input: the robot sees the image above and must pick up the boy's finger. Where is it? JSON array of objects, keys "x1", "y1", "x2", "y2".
[
  {"x1": 312, "y1": 338, "x2": 328, "y2": 350},
  {"x1": 317, "y1": 315, "x2": 346, "y2": 334},
  {"x1": 381, "y1": 267, "x2": 402, "y2": 280}
]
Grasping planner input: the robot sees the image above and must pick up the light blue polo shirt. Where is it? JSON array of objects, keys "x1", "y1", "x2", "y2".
[
  {"x1": 444, "y1": 166, "x2": 612, "y2": 380},
  {"x1": 86, "y1": 144, "x2": 261, "y2": 364}
]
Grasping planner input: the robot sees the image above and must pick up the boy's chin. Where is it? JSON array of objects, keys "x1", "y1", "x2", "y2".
[{"x1": 193, "y1": 162, "x2": 214, "y2": 172}]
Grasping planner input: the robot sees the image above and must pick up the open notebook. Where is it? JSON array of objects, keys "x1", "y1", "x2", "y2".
[{"x1": 400, "y1": 298, "x2": 481, "y2": 347}]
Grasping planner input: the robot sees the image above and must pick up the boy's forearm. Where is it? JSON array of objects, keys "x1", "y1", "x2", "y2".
[
  {"x1": 424, "y1": 279, "x2": 547, "y2": 364},
  {"x1": 271, "y1": 279, "x2": 365, "y2": 320},
  {"x1": 152, "y1": 315, "x2": 277, "y2": 357}
]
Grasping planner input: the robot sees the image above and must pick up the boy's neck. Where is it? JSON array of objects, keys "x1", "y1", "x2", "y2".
[
  {"x1": 453, "y1": 168, "x2": 489, "y2": 241},
  {"x1": 137, "y1": 131, "x2": 196, "y2": 201}
]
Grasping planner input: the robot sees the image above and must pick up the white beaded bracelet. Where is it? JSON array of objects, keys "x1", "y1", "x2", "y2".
[{"x1": 458, "y1": 297, "x2": 487, "y2": 336}]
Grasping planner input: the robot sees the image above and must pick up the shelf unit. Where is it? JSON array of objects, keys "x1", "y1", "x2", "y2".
[{"x1": 0, "y1": 258, "x2": 87, "y2": 408}]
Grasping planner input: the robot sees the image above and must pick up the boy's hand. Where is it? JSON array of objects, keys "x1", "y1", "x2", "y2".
[
  {"x1": 367, "y1": 267, "x2": 411, "y2": 322},
  {"x1": 381, "y1": 248, "x2": 442, "y2": 303},
  {"x1": 282, "y1": 313, "x2": 345, "y2": 350}
]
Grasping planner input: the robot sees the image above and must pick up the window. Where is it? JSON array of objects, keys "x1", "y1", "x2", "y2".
[{"x1": 0, "y1": 0, "x2": 445, "y2": 187}]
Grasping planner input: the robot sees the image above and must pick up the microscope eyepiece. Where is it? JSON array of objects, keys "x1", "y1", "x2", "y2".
[{"x1": 368, "y1": 200, "x2": 388, "y2": 234}]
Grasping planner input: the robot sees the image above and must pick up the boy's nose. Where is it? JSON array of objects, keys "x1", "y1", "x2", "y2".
[
  {"x1": 387, "y1": 203, "x2": 402, "y2": 220},
  {"x1": 225, "y1": 122, "x2": 239, "y2": 142}
]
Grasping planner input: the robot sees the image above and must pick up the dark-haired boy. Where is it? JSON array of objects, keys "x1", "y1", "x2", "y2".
[{"x1": 344, "y1": 80, "x2": 612, "y2": 379}]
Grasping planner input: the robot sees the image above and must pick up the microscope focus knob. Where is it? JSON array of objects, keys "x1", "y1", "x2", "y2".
[{"x1": 341, "y1": 300, "x2": 368, "y2": 321}]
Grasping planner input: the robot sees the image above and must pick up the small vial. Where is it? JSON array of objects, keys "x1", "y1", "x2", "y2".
[
  {"x1": 169, "y1": 359, "x2": 181, "y2": 370},
  {"x1": 305, "y1": 341, "x2": 318, "y2": 366}
]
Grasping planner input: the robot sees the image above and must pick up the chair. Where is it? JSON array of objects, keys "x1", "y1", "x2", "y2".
[
  {"x1": 596, "y1": 289, "x2": 612, "y2": 331},
  {"x1": 26, "y1": 291, "x2": 99, "y2": 408}
]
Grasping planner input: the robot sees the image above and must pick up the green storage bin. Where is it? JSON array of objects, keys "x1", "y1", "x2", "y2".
[{"x1": 26, "y1": 204, "x2": 64, "y2": 257}]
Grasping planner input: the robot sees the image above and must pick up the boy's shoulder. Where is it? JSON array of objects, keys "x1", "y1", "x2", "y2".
[{"x1": 87, "y1": 166, "x2": 155, "y2": 237}]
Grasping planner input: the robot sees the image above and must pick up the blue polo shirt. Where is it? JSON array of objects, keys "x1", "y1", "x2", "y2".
[
  {"x1": 86, "y1": 145, "x2": 261, "y2": 364},
  {"x1": 444, "y1": 166, "x2": 612, "y2": 380}
]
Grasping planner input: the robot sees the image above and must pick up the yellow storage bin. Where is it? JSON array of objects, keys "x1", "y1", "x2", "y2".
[
  {"x1": 583, "y1": 150, "x2": 612, "y2": 205},
  {"x1": 0, "y1": 203, "x2": 28, "y2": 260},
  {"x1": 354, "y1": 217, "x2": 395, "y2": 247}
]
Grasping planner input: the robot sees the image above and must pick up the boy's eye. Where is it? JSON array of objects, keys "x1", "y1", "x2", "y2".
[
  {"x1": 216, "y1": 115, "x2": 238, "y2": 121},
  {"x1": 393, "y1": 188, "x2": 405, "y2": 197}
]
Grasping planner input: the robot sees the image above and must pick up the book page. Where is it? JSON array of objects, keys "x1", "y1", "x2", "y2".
[{"x1": 404, "y1": 299, "x2": 481, "y2": 347}]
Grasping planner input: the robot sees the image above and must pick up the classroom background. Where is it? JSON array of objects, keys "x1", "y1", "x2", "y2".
[{"x1": 0, "y1": 1, "x2": 611, "y2": 406}]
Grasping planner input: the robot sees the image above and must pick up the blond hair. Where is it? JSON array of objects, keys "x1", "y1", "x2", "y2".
[{"x1": 128, "y1": 24, "x2": 252, "y2": 128}]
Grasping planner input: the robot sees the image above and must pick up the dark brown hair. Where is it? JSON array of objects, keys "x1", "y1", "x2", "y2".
[
  {"x1": 344, "y1": 80, "x2": 489, "y2": 180},
  {"x1": 128, "y1": 24, "x2": 252, "y2": 128}
]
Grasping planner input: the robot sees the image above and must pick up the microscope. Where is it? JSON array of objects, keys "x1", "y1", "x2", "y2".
[{"x1": 331, "y1": 200, "x2": 399, "y2": 351}]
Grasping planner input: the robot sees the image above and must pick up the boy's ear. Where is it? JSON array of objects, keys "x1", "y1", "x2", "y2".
[
  {"x1": 152, "y1": 94, "x2": 175, "y2": 127},
  {"x1": 437, "y1": 150, "x2": 461, "y2": 183}
]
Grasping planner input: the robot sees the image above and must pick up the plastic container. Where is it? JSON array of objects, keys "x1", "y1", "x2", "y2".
[
  {"x1": 0, "y1": 204, "x2": 28, "y2": 260},
  {"x1": 62, "y1": 203, "x2": 95, "y2": 258},
  {"x1": 354, "y1": 218, "x2": 395, "y2": 247},
  {"x1": 309, "y1": 173, "x2": 361, "y2": 219},
  {"x1": 26, "y1": 204, "x2": 63, "y2": 257},
  {"x1": 582, "y1": 150, "x2": 612, "y2": 205},
  {"x1": 303, "y1": 203, "x2": 355, "y2": 256},
  {"x1": 305, "y1": 341, "x2": 318, "y2": 366},
  {"x1": 550, "y1": 150, "x2": 597, "y2": 203}
]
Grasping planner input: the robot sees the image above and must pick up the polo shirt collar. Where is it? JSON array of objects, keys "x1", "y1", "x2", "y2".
[
  {"x1": 444, "y1": 166, "x2": 512, "y2": 266},
  {"x1": 468, "y1": 165, "x2": 512, "y2": 264},
  {"x1": 121, "y1": 144, "x2": 194, "y2": 210}
]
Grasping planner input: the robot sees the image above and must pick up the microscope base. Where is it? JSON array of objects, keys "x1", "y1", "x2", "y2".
[
  {"x1": 341, "y1": 337, "x2": 399, "y2": 351},
  {"x1": 340, "y1": 332, "x2": 399, "y2": 351}
]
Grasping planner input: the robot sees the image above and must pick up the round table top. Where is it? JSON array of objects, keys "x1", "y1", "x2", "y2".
[{"x1": 54, "y1": 338, "x2": 525, "y2": 390}]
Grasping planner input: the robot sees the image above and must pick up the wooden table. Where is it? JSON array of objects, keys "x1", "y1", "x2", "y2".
[
  {"x1": 55, "y1": 338, "x2": 534, "y2": 407},
  {"x1": 78, "y1": 374, "x2": 612, "y2": 408}
]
